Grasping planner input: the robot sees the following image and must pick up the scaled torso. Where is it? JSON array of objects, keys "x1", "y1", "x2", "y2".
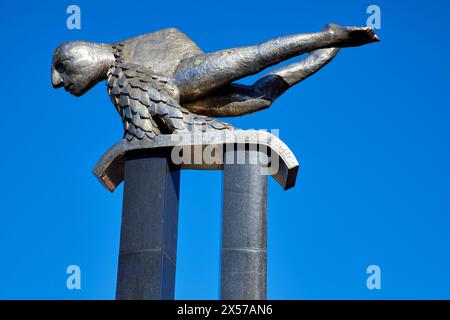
[{"x1": 107, "y1": 28, "x2": 233, "y2": 142}]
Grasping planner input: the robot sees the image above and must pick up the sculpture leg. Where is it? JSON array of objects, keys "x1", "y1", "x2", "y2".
[
  {"x1": 183, "y1": 47, "x2": 340, "y2": 118},
  {"x1": 116, "y1": 151, "x2": 180, "y2": 300},
  {"x1": 221, "y1": 149, "x2": 268, "y2": 300},
  {"x1": 266, "y1": 47, "x2": 340, "y2": 86},
  {"x1": 176, "y1": 26, "x2": 378, "y2": 100}
]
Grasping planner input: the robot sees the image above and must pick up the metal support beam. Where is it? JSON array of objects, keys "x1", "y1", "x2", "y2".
[
  {"x1": 116, "y1": 151, "x2": 180, "y2": 300},
  {"x1": 221, "y1": 149, "x2": 268, "y2": 300}
]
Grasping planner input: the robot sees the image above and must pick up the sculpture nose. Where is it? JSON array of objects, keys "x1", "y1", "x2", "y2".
[{"x1": 52, "y1": 68, "x2": 64, "y2": 88}]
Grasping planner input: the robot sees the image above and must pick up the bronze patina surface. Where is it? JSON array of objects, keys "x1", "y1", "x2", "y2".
[{"x1": 52, "y1": 25, "x2": 379, "y2": 188}]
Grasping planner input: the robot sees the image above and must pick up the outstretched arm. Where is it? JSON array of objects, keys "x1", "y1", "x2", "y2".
[
  {"x1": 176, "y1": 24, "x2": 379, "y2": 102},
  {"x1": 183, "y1": 47, "x2": 340, "y2": 117}
]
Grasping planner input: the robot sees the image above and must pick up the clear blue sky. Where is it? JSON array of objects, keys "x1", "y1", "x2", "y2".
[{"x1": 1, "y1": 0, "x2": 449, "y2": 299}]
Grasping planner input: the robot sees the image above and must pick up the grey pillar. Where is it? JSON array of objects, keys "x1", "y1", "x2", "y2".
[
  {"x1": 221, "y1": 149, "x2": 268, "y2": 300},
  {"x1": 116, "y1": 151, "x2": 180, "y2": 300}
]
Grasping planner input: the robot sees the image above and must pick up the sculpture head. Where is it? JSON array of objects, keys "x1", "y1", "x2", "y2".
[{"x1": 51, "y1": 41, "x2": 114, "y2": 96}]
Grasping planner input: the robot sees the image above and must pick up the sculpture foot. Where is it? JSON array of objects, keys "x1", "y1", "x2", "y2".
[{"x1": 326, "y1": 23, "x2": 380, "y2": 47}]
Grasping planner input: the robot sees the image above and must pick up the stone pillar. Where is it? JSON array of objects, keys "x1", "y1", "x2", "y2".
[
  {"x1": 116, "y1": 151, "x2": 180, "y2": 300},
  {"x1": 221, "y1": 149, "x2": 268, "y2": 300}
]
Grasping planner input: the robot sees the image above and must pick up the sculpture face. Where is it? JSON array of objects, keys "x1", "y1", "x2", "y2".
[{"x1": 51, "y1": 42, "x2": 106, "y2": 96}]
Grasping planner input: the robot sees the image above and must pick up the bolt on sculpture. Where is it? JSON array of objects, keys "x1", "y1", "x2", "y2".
[{"x1": 52, "y1": 24, "x2": 379, "y2": 300}]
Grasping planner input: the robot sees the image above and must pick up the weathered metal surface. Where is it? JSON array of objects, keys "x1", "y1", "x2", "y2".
[{"x1": 51, "y1": 24, "x2": 379, "y2": 139}]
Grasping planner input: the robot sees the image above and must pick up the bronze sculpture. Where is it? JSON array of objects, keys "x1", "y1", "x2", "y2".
[
  {"x1": 52, "y1": 24, "x2": 379, "y2": 142},
  {"x1": 51, "y1": 24, "x2": 379, "y2": 300}
]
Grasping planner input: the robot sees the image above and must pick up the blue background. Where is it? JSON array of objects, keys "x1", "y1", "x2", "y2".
[{"x1": 1, "y1": 0, "x2": 449, "y2": 299}]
